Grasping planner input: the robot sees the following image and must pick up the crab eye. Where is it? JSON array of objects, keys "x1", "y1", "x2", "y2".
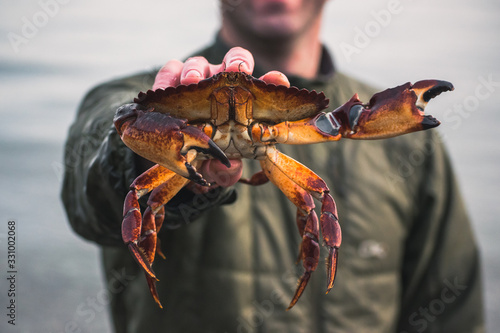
[{"x1": 348, "y1": 104, "x2": 364, "y2": 129}]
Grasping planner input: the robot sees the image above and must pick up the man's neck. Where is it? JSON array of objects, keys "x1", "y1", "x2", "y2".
[{"x1": 220, "y1": 23, "x2": 322, "y2": 79}]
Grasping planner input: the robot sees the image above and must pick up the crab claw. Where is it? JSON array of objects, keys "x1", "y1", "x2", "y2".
[
  {"x1": 412, "y1": 80, "x2": 454, "y2": 128},
  {"x1": 114, "y1": 103, "x2": 230, "y2": 186},
  {"x1": 327, "y1": 80, "x2": 453, "y2": 139}
]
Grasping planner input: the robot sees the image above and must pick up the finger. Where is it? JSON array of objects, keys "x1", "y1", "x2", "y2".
[
  {"x1": 180, "y1": 56, "x2": 212, "y2": 85},
  {"x1": 152, "y1": 59, "x2": 184, "y2": 90},
  {"x1": 259, "y1": 71, "x2": 290, "y2": 87},
  {"x1": 217, "y1": 47, "x2": 255, "y2": 75}
]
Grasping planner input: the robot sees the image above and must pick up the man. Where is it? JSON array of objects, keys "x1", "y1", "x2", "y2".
[{"x1": 62, "y1": 1, "x2": 484, "y2": 332}]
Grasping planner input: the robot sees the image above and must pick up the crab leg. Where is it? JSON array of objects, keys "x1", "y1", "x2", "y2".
[
  {"x1": 121, "y1": 163, "x2": 192, "y2": 308},
  {"x1": 114, "y1": 103, "x2": 230, "y2": 186},
  {"x1": 261, "y1": 147, "x2": 341, "y2": 309},
  {"x1": 140, "y1": 172, "x2": 191, "y2": 308},
  {"x1": 260, "y1": 159, "x2": 319, "y2": 310},
  {"x1": 123, "y1": 165, "x2": 176, "y2": 278}
]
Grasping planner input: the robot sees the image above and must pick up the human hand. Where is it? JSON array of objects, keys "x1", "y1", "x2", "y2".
[{"x1": 153, "y1": 47, "x2": 290, "y2": 188}]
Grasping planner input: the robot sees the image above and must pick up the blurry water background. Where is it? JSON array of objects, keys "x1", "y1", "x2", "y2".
[{"x1": 0, "y1": 0, "x2": 499, "y2": 332}]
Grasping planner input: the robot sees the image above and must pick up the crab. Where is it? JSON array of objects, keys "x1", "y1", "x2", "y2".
[{"x1": 113, "y1": 71, "x2": 453, "y2": 309}]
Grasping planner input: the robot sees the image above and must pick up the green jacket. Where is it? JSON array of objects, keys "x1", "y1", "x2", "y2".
[{"x1": 61, "y1": 38, "x2": 484, "y2": 333}]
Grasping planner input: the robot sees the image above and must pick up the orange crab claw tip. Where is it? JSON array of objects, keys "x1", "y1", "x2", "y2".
[
  {"x1": 157, "y1": 250, "x2": 166, "y2": 260},
  {"x1": 155, "y1": 238, "x2": 166, "y2": 260},
  {"x1": 128, "y1": 243, "x2": 158, "y2": 281},
  {"x1": 152, "y1": 292, "x2": 163, "y2": 309},
  {"x1": 286, "y1": 271, "x2": 311, "y2": 311},
  {"x1": 145, "y1": 274, "x2": 163, "y2": 308},
  {"x1": 325, "y1": 247, "x2": 338, "y2": 293},
  {"x1": 286, "y1": 300, "x2": 296, "y2": 311}
]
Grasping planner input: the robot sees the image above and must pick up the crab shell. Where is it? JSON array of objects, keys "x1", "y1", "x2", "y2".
[{"x1": 132, "y1": 71, "x2": 330, "y2": 160}]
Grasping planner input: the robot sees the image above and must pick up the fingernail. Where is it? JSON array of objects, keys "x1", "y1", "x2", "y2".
[
  {"x1": 184, "y1": 69, "x2": 202, "y2": 78},
  {"x1": 227, "y1": 60, "x2": 250, "y2": 74}
]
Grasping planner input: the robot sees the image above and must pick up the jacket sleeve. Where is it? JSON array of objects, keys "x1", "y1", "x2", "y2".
[
  {"x1": 61, "y1": 74, "x2": 237, "y2": 246},
  {"x1": 396, "y1": 131, "x2": 484, "y2": 333},
  {"x1": 61, "y1": 77, "x2": 144, "y2": 246}
]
